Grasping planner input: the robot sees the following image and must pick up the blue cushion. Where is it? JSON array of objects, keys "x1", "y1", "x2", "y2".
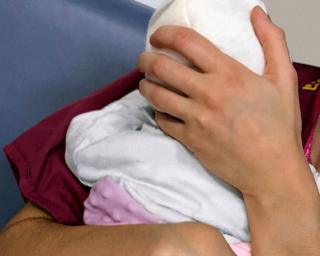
[{"x1": 0, "y1": 0, "x2": 153, "y2": 228}]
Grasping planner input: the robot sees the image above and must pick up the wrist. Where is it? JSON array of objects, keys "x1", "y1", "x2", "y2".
[
  {"x1": 243, "y1": 158, "x2": 320, "y2": 256},
  {"x1": 243, "y1": 147, "x2": 318, "y2": 201},
  {"x1": 244, "y1": 194, "x2": 320, "y2": 256},
  {"x1": 244, "y1": 156, "x2": 320, "y2": 223}
]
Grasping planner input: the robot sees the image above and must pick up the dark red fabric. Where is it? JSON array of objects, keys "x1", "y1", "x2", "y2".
[
  {"x1": 294, "y1": 63, "x2": 320, "y2": 145},
  {"x1": 4, "y1": 70, "x2": 143, "y2": 224},
  {"x1": 3, "y1": 66, "x2": 320, "y2": 225}
]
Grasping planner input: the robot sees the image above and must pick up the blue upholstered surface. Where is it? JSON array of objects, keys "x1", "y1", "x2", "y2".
[{"x1": 0, "y1": 0, "x2": 153, "y2": 228}]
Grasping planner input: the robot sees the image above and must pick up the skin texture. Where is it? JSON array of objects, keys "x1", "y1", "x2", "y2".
[
  {"x1": 137, "y1": 6, "x2": 320, "y2": 256},
  {"x1": 0, "y1": 202, "x2": 235, "y2": 256},
  {"x1": 0, "y1": 6, "x2": 319, "y2": 256},
  {"x1": 138, "y1": 8, "x2": 304, "y2": 196}
]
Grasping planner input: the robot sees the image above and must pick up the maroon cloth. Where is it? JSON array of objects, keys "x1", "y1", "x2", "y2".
[
  {"x1": 295, "y1": 63, "x2": 320, "y2": 145},
  {"x1": 4, "y1": 70, "x2": 143, "y2": 224},
  {"x1": 3, "y1": 65, "x2": 320, "y2": 225}
]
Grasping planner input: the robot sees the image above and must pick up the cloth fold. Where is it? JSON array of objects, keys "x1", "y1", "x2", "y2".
[
  {"x1": 65, "y1": 89, "x2": 320, "y2": 243},
  {"x1": 2, "y1": 64, "x2": 320, "y2": 234}
]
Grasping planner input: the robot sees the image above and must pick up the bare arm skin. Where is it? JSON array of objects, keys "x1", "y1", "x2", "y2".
[
  {"x1": 245, "y1": 119, "x2": 320, "y2": 255},
  {"x1": 244, "y1": 157, "x2": 320, "y2": 256},
  {"x1": 0, "y1": 201, "x2": 235, "y2": 256},
  {"x1": 2, "y1": 6, "x2": 320, "y2": 256}
]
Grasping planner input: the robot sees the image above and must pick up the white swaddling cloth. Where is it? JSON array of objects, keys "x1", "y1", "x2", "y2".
[
  {"x1": 65, "y1": 89, "x2": 320, "y2": 242},
  {"x1": 65, "y1": 0, "x2": 320, "y2": 242}
]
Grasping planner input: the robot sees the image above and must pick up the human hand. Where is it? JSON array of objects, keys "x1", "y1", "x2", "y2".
[{"x1": 137, "y1": 6, "x2": 309, "y2": 197}]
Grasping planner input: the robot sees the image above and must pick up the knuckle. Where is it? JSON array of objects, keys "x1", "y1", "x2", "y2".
[
  {"x1": 138, "y1": 79, "x2": 147, "y2": 93},
  {"x1": 172, "y1": 27, "x2": 193, "y2": 49},
  {"x1": 220, "y1": 67, "x2": 238, "y2": 86},
  {"x1": 149, "y1": 88, "x2": 162, "y2": 109},
  {"x1": 190, "y1": 76, "x2": 209, "y2": 98},
  {"x1": 272, "y1": 25, "x2": 286, "y2": 40},
  {"x1": 195, "y1": 112, "x2": 211, "y2": 128},
  {"x1": 224, "y1": 69, "x2": 236, "y2": 83},
  {"x1": 152, "y1": 26, "x2": 167, "y2": 40},
  {"x1": 152, "y1": 55, "x2": 167, "y2": 77},
  {"x1": 202, "y1": 92, "x2": 217, "y2": 108}
]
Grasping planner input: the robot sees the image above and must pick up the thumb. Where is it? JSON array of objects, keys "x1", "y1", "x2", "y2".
[{"x1": 251, "y1": 6, "x2": 294, "y2": 79}]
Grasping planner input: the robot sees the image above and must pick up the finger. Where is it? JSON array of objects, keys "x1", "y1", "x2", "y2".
[
  {"x1": 139, "y1": 79, "x2": 192, "y2": 121},
  {"x1": 251, "y1": 6, "x2": 294, "y2": 78},
  {"x1": 150, "y1": 26, "x2": 227, "y2": 73},
  {"x1": 138, "y1": 52, "x2": 202, "y2": 98},
  {"x1": 155, "y1": 111, "x2": 186, "y2": 144}
]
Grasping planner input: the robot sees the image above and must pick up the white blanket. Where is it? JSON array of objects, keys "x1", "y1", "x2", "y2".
[
  {"x1": 65, "y1": 0, "x2": 320, "y2": 242},
  {"x1": 65, "y1": 89, "x2": 248, "y2": 240},
  {"x1": 65, "y1": 89, "x2": 320, "y2": 242}
]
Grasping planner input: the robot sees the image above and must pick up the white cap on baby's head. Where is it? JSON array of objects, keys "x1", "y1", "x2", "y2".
[{"x1": 145, "y1": 0, "x2": 267, "y2": 76}]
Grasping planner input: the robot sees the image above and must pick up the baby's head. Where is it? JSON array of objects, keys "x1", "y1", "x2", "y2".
[{"x1": 145, "y1": 0, "x2": 267, "y2": 87}]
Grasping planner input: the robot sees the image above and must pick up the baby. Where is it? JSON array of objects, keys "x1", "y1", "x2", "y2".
[{"x1": 65, "y1": 0, "x2": 320, "y2": 247}]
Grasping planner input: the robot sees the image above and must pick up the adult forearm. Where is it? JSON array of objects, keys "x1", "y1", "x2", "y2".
[
  {"x1": 244, "y1": 162, "x2": 320, "y2": 256},
  {"x1": 0, "y1": 216, "x2": 235, "y2": 256},
  {"x1": 0, "y1": 219, "x2": 164, "y2": 256}
]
